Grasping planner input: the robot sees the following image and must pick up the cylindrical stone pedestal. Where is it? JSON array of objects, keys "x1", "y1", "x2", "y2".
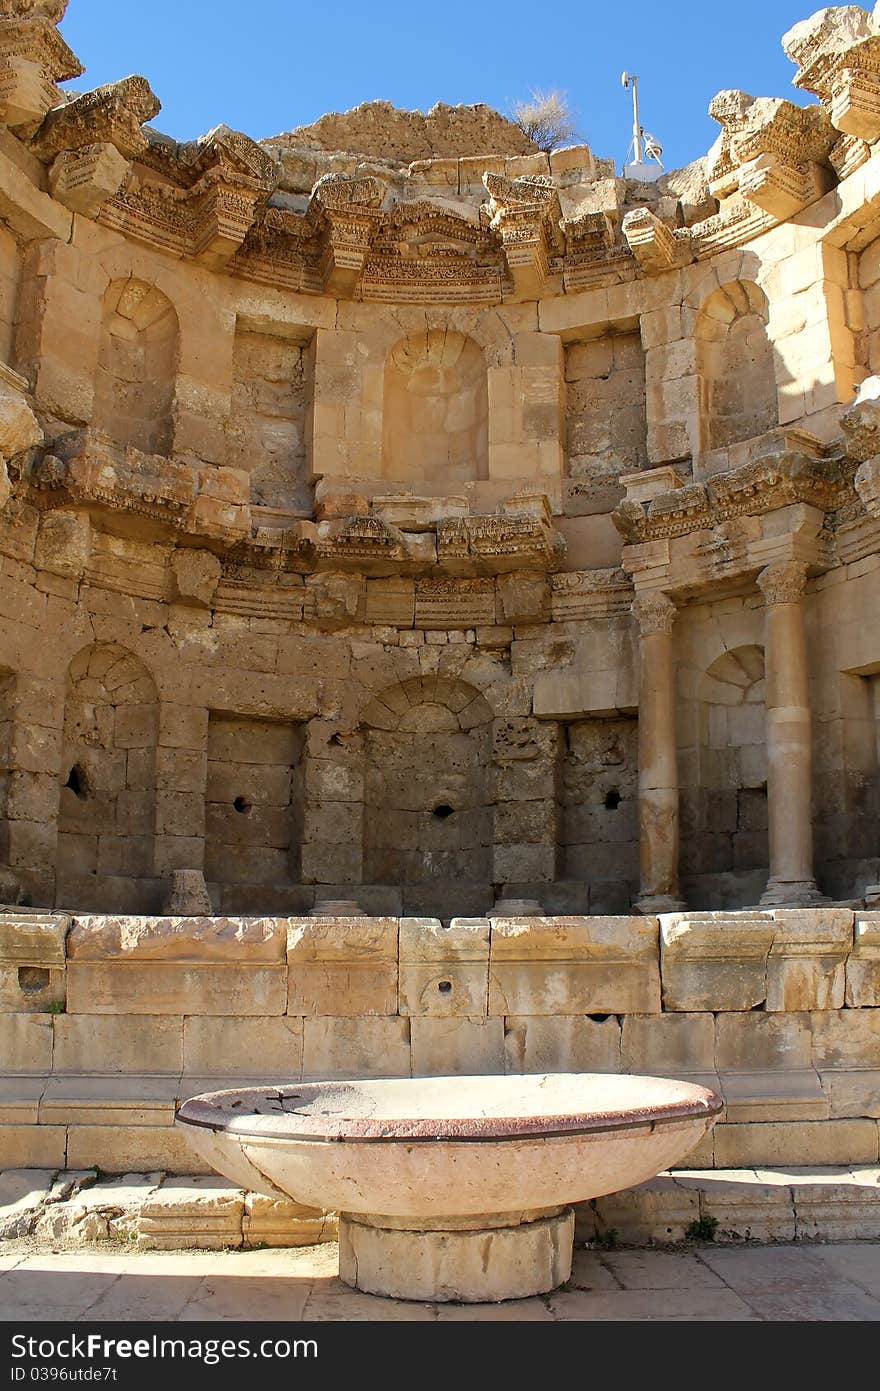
[
  {"x1": 338, "y1": 1207, "x2": 575, "y2": 1303},
  {"x1": 757, "y1": 562, "x2": 825, "y2": 907},
  {"x1": 632, "y1": 592, "x2": 686, "y2": 914}
]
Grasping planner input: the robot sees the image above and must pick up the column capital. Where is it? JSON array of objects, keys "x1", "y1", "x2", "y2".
[
  {"x1": 757, "y1": 560, "x2": 808, "y2": 606},
  {"x1": 632, "y1": 591, "x2": 676, "y2": 637}
]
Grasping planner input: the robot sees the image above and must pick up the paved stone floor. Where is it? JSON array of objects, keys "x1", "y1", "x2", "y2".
[{"x1": 1, "y1": 1240, "x2": 880, "y2": 1320}]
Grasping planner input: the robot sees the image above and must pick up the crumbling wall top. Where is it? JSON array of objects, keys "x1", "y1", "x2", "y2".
[{"x1": 266, "y1": 99, "x2": 538, "y2": 163}]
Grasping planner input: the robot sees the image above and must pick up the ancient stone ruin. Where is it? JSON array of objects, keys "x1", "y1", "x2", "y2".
[{"x1": 0, "y1": 0, "x2": 879, "y2": 1216}]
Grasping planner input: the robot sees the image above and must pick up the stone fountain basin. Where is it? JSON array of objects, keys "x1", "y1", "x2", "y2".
[{"x1": 176, "y1": 1072, "x2": 721, "y2": 1219}]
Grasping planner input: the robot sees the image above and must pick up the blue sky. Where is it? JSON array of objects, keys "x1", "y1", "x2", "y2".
[{"x1": 60, "y1": 1, "x2": 819, "y2": 172}]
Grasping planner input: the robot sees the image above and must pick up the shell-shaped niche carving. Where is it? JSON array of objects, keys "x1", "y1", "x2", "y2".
[{"x1": 383, "y1": 329, "x2": 488, "y2": 483}]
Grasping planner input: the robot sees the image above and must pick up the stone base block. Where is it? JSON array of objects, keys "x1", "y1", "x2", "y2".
[{"x1": 338, "y1": 1207, "x2": 575, "y2": 1303}]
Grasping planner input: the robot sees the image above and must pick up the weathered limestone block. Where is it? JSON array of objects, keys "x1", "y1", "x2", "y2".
[
  {"x1": 0, "y1": 1125, "x2": 66, "y2": 1168},
  {"x1": 287, "y1": 915, "x2": 398, "y2": 1016},
  {"x1": 0, "y1": 912, "x2": 68, "y2": 1013},
  {"x1": 137, "y1": 1177, "x2": 244, "y2": 1250},
  {"x1": 243, "y1": 1192, "x2": 334, "y2": 1249},
  {"x1": 410, "y1": 1016, "x2": 505, "y2": 1076},
  {"x1": 182, "y1": 1016, "x2": 303, "y2": 1079},
  {"x1": 0, "y1": 1011, "x2": 52, "y2": 1071},
  {"x1": 673, "y1": 1170, "x2": 797, "y2": 1242},
  {"x1": 841, "y1": 374, "x2": 880, "y2": 461},
  {"x1": 660, "y1": 913, "x2": 775, "y2": 1011},
  {"x1": 0, "y1": 374, "x2": 41, "y2": 460},
  {"x1": 171, "y1": 549, "x2": 222, "y2": 608},
  {"x1": 766, "y1": 909, "x2": 853, "y2": 1011},
  {"x1": 846, "y1": 913, "x2": 880, "y2": 1006},
  {"x1": 621, "y1": 1012, "x2": 716, "y2": 1075},
  {"x1": 39, "y1": 1075, "x2": 181, "y2": 1129},
  {"x1": 715, "y1": 1012, "x2": 813, "y2": 1072},
  {"x1": 53, "y1": 1014, "x2": 183, "y2": 1074},
  {"x1": 48, "y1": 142, "x2": 130, "y2": 217},
  {"x1": 488, "y1": 916, "x2": 661, "y2": 1015},
  {"x1": 66, "y1": 1126, "x2": 199, "y2": 1175},
  {"x1": 811, "y1": 1007, "x2": 880, "y2": 1068},
  {"x1": 817, "y1": 1070, "x2": 880, "y2": 1119},
  {"x1": 503, "y1": 1014, "x2": 621, "y2": 1074},
  {"x1": 718, "y1": 1070, "x2": 829, "y2": 1123},
  {"x1": 0, "y1": 910, "x2": 68, "y2": 965},
  {"x1": 33, "y1": 509, "x2": 90, "y2": 577},
  {"x1": 714, "y1": 1119, "x2": 879, "y2": 1169},
  {"x1": 592, "y1": 1176, "x2": 701, "y2": 1244},
  {"x1": 67, "y1": 916, "x2": 287, "y2": 1016},
  {"x1": 301, "y1": 1015, "x2": 410, "y2": 1080},
  {"x1": 783, "y1": 6, "x2": 880, "y2": 140},
  {"x1": 398, "y1": 917, "x2": 489, "y2": 1017},
  {"x1": 497, "y1": 571, "x2": 550, "y2": 625}
]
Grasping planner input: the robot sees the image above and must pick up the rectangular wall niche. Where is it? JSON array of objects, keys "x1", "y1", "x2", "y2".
[
  {"x1": 564, "y1": 330, "x2": 647, "y2": 508},
  {"x1": 226, "y1": 322, "x2": 313, "y2": 515},
  {"x1": 205, "y1": 714, "x2": 304, "y2": 906},
  {"x1": 561, "y1": 717, "x2": 638, "y2": 913}
]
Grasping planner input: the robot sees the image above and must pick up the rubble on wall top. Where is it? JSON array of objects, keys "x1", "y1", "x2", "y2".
[{"x1": 264, "y1": 100, "x2": 539, "y2": 163}]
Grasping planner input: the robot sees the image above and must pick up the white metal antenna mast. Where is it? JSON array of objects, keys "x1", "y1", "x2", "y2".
[{"x1": 621, "y1": 71, "x2": 664, "y2": 181}]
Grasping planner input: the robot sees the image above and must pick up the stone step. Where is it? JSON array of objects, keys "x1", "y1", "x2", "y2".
[{"x1": 2, "y1": 1167, "x2": 878, "y2": 1253}]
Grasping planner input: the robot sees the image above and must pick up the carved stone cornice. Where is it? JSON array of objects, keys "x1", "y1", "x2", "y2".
[
  {"x1": 757, "y1": 560, "x2": 808, "y2": 606},
  {"x1": 31, "y1": 75, "x2": 161, "y2": 162},
  {"x1": 784, "y1": 7, "x2": 880, "y2": 143},
  {"x1": 483, "y1": 171, "x2": 563, "y2": 298},
  {"x1": 0, "y1": 12, "x2": 82, "y2": 129},
  {"x1": 632, "y1": 591, "x2": 676, "y2": 637},
  {"x1": 621, "y1": 206, "x2": 688, "y2": 273},
  {"x1": 612, "y1": 452, "x2": 847, "y2": 544},
  {"x1": 705, "y1": 88, "x2": 835, "y2": 221}
]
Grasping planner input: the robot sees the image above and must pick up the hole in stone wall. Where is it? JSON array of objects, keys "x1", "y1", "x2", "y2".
[
  {"x1": 18, "y1": 967, "x2": 49, "y2": 995},
  {"x1": 432, "y1": 804, "x2": 455, "y2": 820},
  {"x1": 604, "y1": 789, "x2": 622, "y2": 810},
  {"x1": 233, "y1": 796, "x2": 252, "y2": 815},
  {"x1": 64, "y1": 766, "x2": 87, "y2": 800},
  {"x1": 588, "y1": 1013, "x2": 610, "y2": 1023},
  {"x1": 438, "y1": 980, "x2": 453, "y2": 994}
]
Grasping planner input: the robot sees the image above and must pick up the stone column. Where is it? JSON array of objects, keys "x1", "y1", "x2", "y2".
[
  {"x1": 757, "y1": 561, "x2": 825, "y2": 906},
  {"x1": 632, "y1": 592, "x2": 686, "y2": 914}
]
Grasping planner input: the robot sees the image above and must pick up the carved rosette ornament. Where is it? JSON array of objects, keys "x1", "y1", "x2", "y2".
[
  {"x1": 631, "y1": 591, "x2": 676, "y2": 637},
  {"x1": 756, "y1": 560, "x2": 808, "y2": 607}
]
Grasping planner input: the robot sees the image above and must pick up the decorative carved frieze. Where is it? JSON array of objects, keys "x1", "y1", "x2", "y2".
[
  {"x1": 550, "y1": 568, "x2": 634, "y2": 621},
  {"x1": 613, "y1": 452, "x2": 847, "y2": 544}
]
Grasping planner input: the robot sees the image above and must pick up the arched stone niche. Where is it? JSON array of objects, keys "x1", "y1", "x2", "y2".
[
  {"x1": 382, "y1": 330, "x2": 488, "y2": 483},
  {"x1": 361, "y1": 677, "x2": 493, "y2": 885},
  {"x1": 56, "y1": 643, "x2": 158, "y2": 910},
  {"x1": 696, "y1": 280, "x2": 777, "y2": 456},
  {"x1": 681, "y1": 644, "x2": 768, "y2": 908},
  {"x1": 94, "y1": 278, "x2": 179, "y2": 456}
]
